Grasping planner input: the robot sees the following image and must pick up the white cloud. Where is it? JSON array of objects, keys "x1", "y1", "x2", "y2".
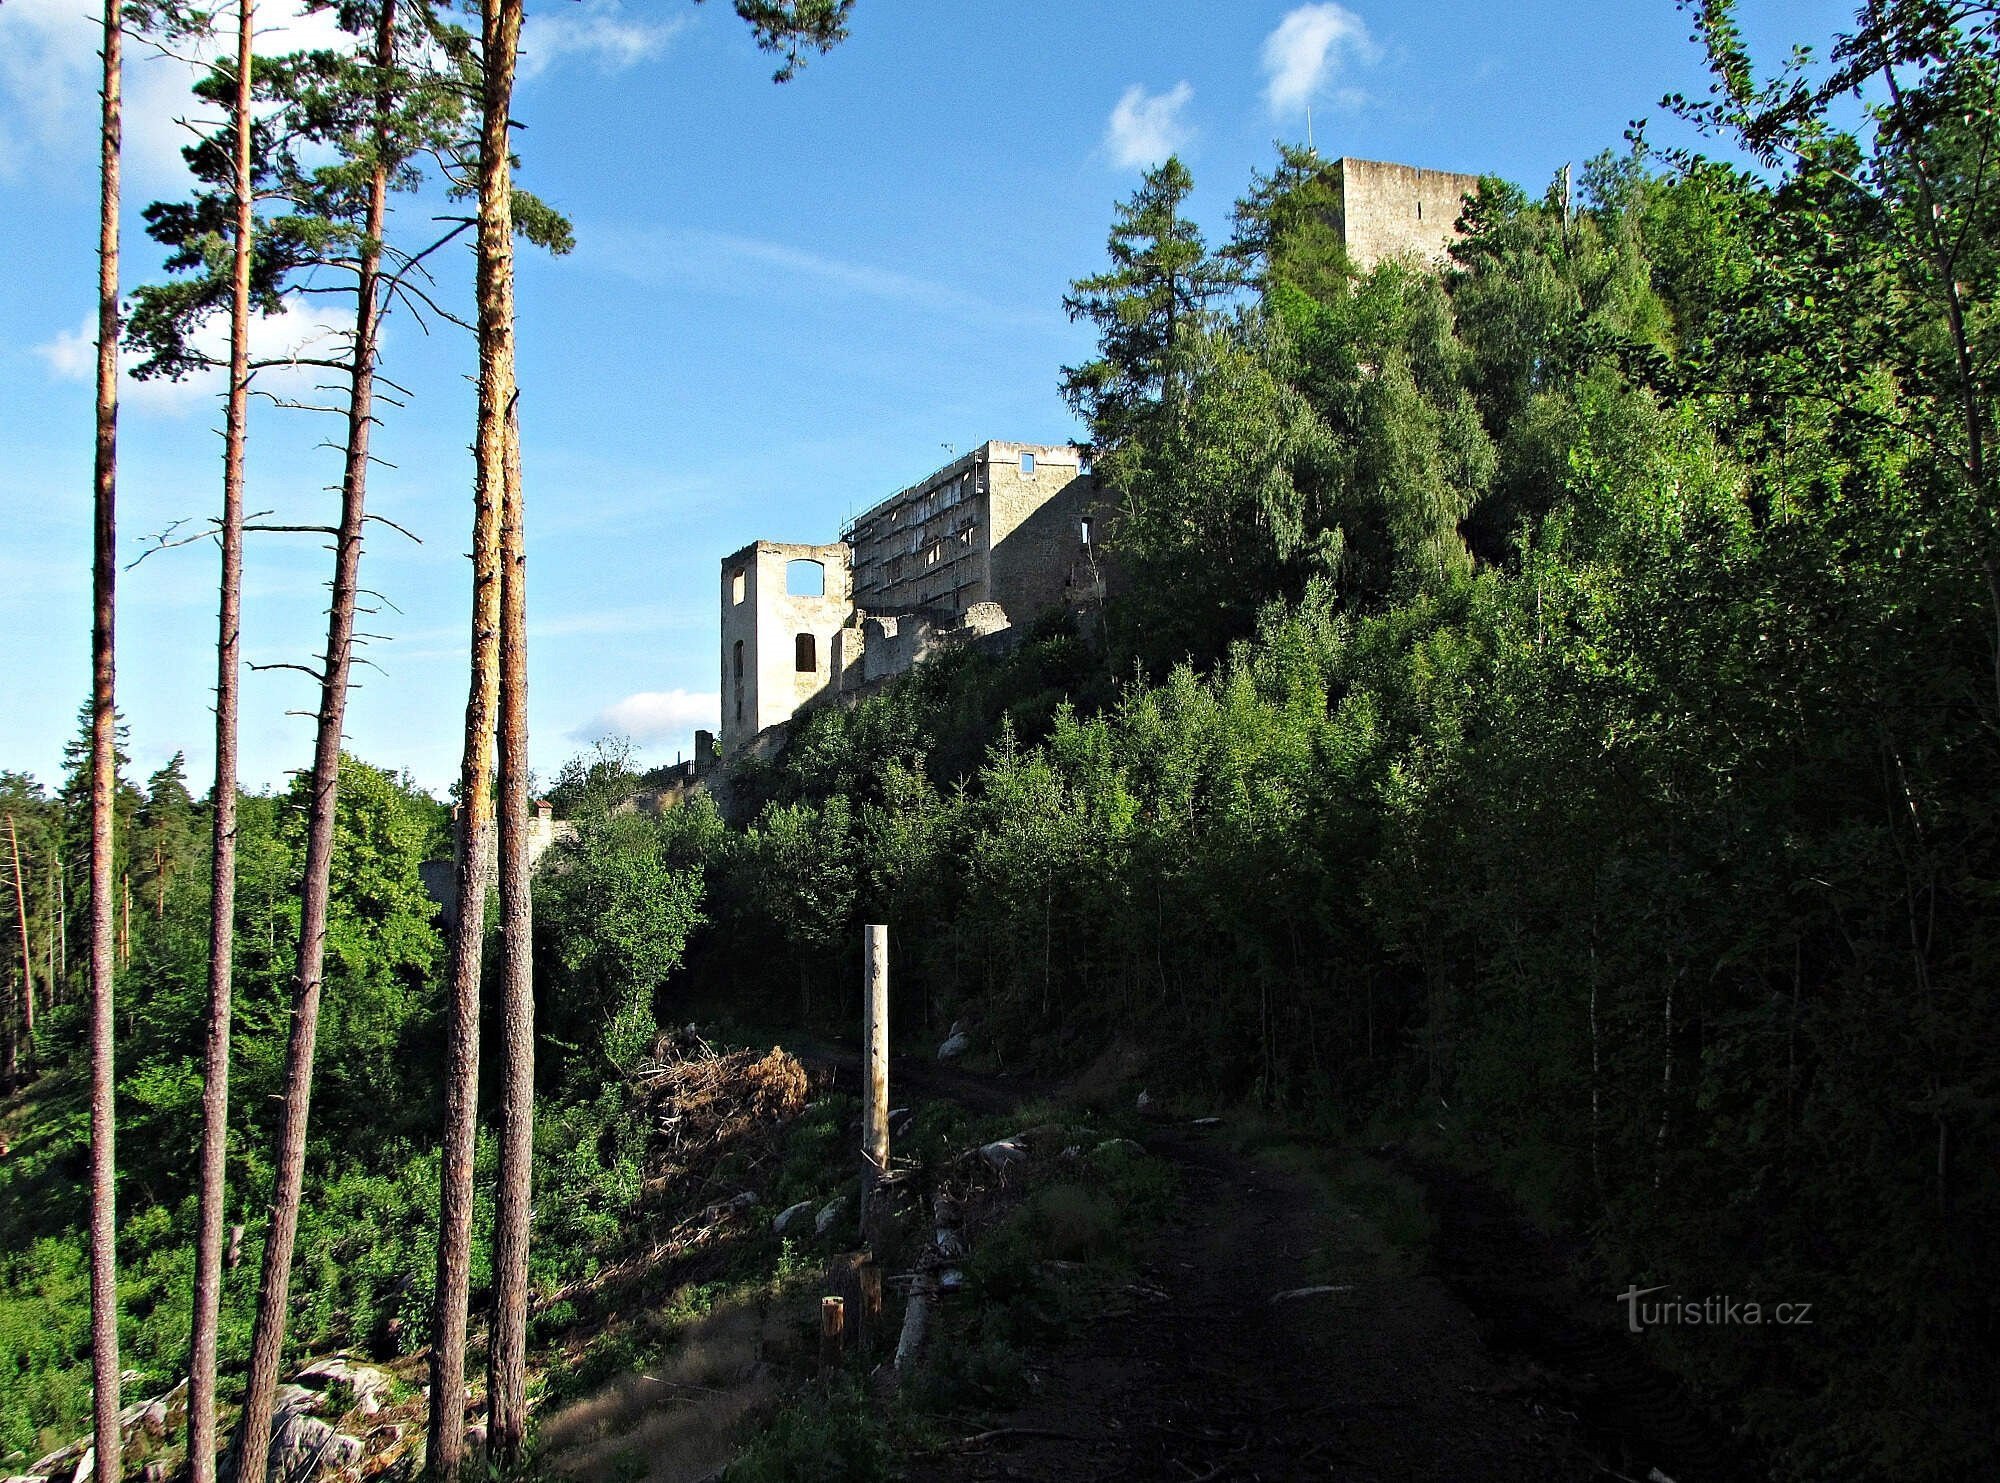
[
  {"x1": 34, "y1": 298, "x2": 361, "y2": 414},
  {"x1": 519, "y1": 2, "x2": 691, "y2": 83},
  {"x1": 580, "y1": 689, "x2": 718, "y2": 748},
  {"x1": 1103, "y1": 81, "x2": 1194, "y2": 171},
  {"x1": 1261, "y1": 3, "x2": 1380, "y2": 117},
  {"x1": 0, "y1": 0, "x2": 354, "y2": 190}
]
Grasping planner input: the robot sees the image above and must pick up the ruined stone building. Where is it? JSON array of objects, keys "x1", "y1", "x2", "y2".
[
  {"x1": 715, "y1": 440, "x2": 1102, "y2": 758},
  {"x1": 644, "y1": 158, "x2": 1477, "y2": 791},
  {"x1": 1326, "y1": 157, "x2": 1483, "y2": 268}
]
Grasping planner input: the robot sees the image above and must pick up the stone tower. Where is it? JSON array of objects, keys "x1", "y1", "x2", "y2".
[{"x1": 718, "y1": 539, "x2": 853, "y2": 757}]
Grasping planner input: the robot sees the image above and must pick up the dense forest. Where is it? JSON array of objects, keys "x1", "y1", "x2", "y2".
[{"x1": 5, "y1": 1, "x2": 1997, "y2": 1479}]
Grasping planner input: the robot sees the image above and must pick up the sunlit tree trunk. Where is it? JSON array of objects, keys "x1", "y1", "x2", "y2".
[
  {"x1": 427, "y1": 0, "x2": 508, "y2": 1462},
  {"x1": 186, "y1": 4, "x2": 254, "y2": 1476},
  {"x1": 235, "y1": 5, "x2": 394, "y2": 1469},
  {"x1": 86, "y1": 0, "x2": 126, "y2": 1471},
  {"x1": 482, "y1": 0, "x2": 534, "y2": 1463}
]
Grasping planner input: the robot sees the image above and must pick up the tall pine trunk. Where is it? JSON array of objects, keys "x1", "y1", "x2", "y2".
[
  {"x1": 482, "y1": 0, "x2": 534, "y2": 1462},
  {"x1": 426, "y1": 0, "x2": 508, "y2": 1455},
  {"x1": 234, "y1": 7, "x2": 394, "y2": 1468},
  {"x1": 187, "y1": 4, "x2": 255, "y2": 1476},
  {"x1": 88, "y1": 0, "x2": 124, "y2": 1470},
  {"x1": 8, "y1": 814, "x2": 31, "y2": 1078}
]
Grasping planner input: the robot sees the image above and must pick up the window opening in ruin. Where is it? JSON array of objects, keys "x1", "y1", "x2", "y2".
[
  {"x1": 735, "y1": 695, "x2": 743, "y2": 723},
  {"x1": 731, "y1": 570, "x2": 745, "y2": 604},
  {"x1": 1019, "y1": 451, "x2": 1035, "y2": 473},
  {"x1": 786, "y1": 558, "x2": 826, "y2": 597},
  {"x1": 733, "y1": 639, "x2": 744, "y2": 681},
  {"x1": 1416, "y1": 199, "x2": 1423, "y2": 220},
  {"x1": 795, "y1": 632, "x2": 816, "y2": 672},
  {"x1": 1080, "y1": 516, "x2": 1094, "y2": 546}
]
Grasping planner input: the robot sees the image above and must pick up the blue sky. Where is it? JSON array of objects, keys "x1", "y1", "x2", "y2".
[{"x1": 0, "y1": 0, "x2": 1840, "y2": 797}]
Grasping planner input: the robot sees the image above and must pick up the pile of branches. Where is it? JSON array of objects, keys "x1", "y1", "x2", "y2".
[{"x1": 634, "y1": 1027, "x2": 816, "y2": 1199}]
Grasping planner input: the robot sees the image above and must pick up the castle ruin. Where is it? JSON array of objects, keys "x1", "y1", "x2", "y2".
[
  {"x1": 1327, "y1": 157, "x2": 1483, "y2": 269},
  {"x1": 716, "y1": 440, "x2": 1102, "y2": 759}
]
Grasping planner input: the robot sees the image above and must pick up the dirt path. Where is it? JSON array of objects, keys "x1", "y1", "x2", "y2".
[{"x1": 913, "y1": 1116, "x2": 1597, "y2": 1483}]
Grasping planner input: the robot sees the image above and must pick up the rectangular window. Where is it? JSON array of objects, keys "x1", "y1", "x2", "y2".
[
  {"x1": 731, "y1": 570, "x2": 746, "y2": 604},
  {"x1": 1019, "y1": 451, "x2": 1035, "y2": 473},
  {"x1": 795, "y1": 632, "x2": 817, "y2": 672}
]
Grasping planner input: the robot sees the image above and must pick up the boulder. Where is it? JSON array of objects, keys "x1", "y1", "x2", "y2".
[
  {"x1": 936, "y1": 1022, "x2": 971, "y2": 1059},
  {"x1": 979, "y1": 1138, "x2": 1028, "y2": 1174},
  {"x1": 269, "y1": 1405, "x2": 364, "y2": 1480},
  {"x1": 814, "y1": 1195, "x2": 849, "y2": 1237},
  {"x1": 772, "y1": 1199, "x2": 814, "y2": 1236},
  {"x1": 292, "y1": 1355, "x2": 391, "y2": 1417}
]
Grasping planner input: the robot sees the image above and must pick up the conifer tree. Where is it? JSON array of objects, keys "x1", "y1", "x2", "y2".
[
  {"x1": 1061, "y1": 157, "x2": 1238, "y2": 454},
  {"x1": 433, "y1": 5, "x2": 854, "y2": 1473},
  {"x1": 225, "y1": 5, "x2": 491, "y2": 1474}
]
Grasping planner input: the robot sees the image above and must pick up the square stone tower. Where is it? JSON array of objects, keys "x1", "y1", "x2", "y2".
[
  {"x1": 718, "y1": 539, "x2": 853, "y2": 757},
  {"x1": 1334, "y1": 157, "x2": 1483, "y2": 268}
]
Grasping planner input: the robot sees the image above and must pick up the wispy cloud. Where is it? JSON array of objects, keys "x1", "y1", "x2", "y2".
[
  {"x1": 579, "y1": 689, "x2": 718, "y2": 748},
  {"x1": 0, "y1": 0, "x2": 352, "y2": 189},
  {"x1": 1102, "y1": 82, "x2": 1194, "y2": 170},
  {"x1": 1261, "y1": 3, "x2": 1380, "y2": 118},
  {"x1": 582, "y1": 225, "x2": 1052, "y2": 330},
  {"x1": 519, "y1": 1, "x2": 692, "y2": 83},
  {"x1": 34, "y1": 299, "x2": 360, "y2": 415}
]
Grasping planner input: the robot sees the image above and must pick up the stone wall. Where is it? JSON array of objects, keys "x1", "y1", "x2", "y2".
[
  {"x1": 1336, "y1": 157, "x2": 1482, "y2": 269},
  {"x1": 421, "y1": 805, "x2": 576, "y2": 926},
  {"x1": 711, "y1": 441, "x2": 1105, "y2": 771},
  {"x1": 985, "y1": 442, "x2": 1097, "y2": 622}
]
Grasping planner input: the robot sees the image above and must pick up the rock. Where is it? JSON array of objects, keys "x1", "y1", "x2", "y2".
[
  {"x1": 27, "y1": 1440, "x2": 85, "y2": 1479},
  {"x1": 1094, "y1": 1137, "x2": 1145, "y2": 1158},
  {"x1": 118, "y1": 1397, "x2": 167, "y2": 1443},
  {"x1": 936, "y1": 1027, "x2": 971, "y2": 1060},
  {"x1": 1135, "y1": 1089, "x2": 1152, "y2": 1112},
  {"x1": 1269, "y1": 1284, "x2": 1352, "y2": 1303},
  {"x1": 705, "y1": 1190, "x2": 757, "y2": 1219},
  {"x1": 1189, "y1": 1116, "x2": 1222, "y2": 1127},
  {"x1": 269, "y1": 1406, "x2": 363, "y2": 1480},
  {"x1": 814, "y1": 1195, "x2": 849, "y2": 1237},
  {"x1": 979, "y1": 1137, "x2": 1028, "y2": 1173},
  {"x1": 938, "y1": 1268, "x2": 966, "y2": 1292},
  {"x1": 292, "y1": 1356, "x2": 392, "y2": 1417},
  {"x1": 772, "y1": 1199, "x2": 814, "y2": 1235},
  {"x1": 69, "y1": 1448, "x2": 93, "y2": 1483}
]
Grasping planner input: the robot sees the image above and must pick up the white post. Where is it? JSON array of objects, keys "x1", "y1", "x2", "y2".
[{"x1": 862, "y1": 923, "x2": 890, "y2": 1233}]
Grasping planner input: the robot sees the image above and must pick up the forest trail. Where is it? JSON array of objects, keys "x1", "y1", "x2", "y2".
[{"x1": 880, "y1": 1053, "x2": 1688, "y2": 1483}]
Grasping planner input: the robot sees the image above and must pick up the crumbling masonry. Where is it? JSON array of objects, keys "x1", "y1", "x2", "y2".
[{"x1": 713, "y1": 439, "x2": 1104, "y2": 761}]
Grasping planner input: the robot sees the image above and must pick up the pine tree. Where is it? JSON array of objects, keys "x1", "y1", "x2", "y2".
[
  {"x1": 231, "y1": 4, "x2": 488, "y2": 1474},
  {"x1": 433, "y1": 5, "x2": 854, "y2": 1473},
  {"x1": 1061, "y1": 157, "x2": 1239, "y2": 453}
]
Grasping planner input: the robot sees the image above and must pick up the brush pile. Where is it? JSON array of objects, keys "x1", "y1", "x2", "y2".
[{"x1": 635, "y1": 1028, "x2": 815, "y2": 1200}]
